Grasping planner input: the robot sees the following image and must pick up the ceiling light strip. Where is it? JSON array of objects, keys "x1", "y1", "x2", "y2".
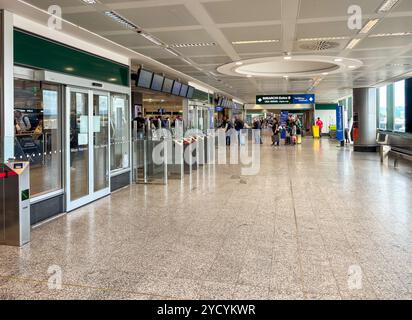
[
  {"x1": 346, "y1": 38, "x2": 362, "y2": 50},
  {"x1": 140, "y1": 33, "x2": 163, "y2": 46},
  {"x1": 104, "y1": 11, "x2": 138, "y2": 30},
  {"x1": 377, "y1": 0, "x2": 400, "y2": 12},
  {"x1": 359, "y1": 19, "x2": 380, "y2": 34},
  {"x1": 369, "y1": 32, "x2": 412, "y2": 37},
  {"x1": 232, "y1": 39, "x2": 279, "y2": 45},
  {"x1": 297, "y1": 36, "x2": 349, "y2": 42},
  {"x1": 171, "y1": 43, "x2": 216, "y2": 48},
  {"x1": 164, "y1": 47, "x2": 180, "y2": 57}
]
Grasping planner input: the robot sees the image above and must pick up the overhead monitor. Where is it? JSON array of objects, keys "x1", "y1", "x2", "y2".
[
  {"x1": 179, "y1": 84, "x2": 189, "y2": 97},
  {"x1": 172, "y1": 81, "x2": 182, "y2": 96},
  {"x1": 186, "y1": 86, "x2": 195, "y2": 99},
  {"x1": 162, "y1": 78, "x2": 174, "y2": 94},
  {"x1": 151, "y1": 74, "x2": 164, "y2": 91},
  {"x1": 137, "y1": 69, "x2": 153, "y2": 89}
]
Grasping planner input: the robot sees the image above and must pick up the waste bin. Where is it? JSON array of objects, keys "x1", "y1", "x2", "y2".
[
  {"x1": 0, "y1": 161, "x2": 30, "y2": 247},
  {"x1": 312, "y1": 125, "x2": 320, "y2": 139}
]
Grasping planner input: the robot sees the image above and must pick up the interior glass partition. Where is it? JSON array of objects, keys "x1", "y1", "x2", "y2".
[
  {"x1": 14, "y1": 79, "x2": 62, "y2": 197},
  {"x1": 110, "y1": 94, "x2": 129, "y2": 172}
]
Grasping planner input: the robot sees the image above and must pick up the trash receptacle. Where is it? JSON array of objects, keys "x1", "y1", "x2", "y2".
[{"x1": 312, "y1": 125, "x2": 320, "y2": 138}]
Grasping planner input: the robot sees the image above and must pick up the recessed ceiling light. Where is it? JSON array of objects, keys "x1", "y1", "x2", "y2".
[
  {"x1": 181, "y1": 58, "x2": 193, "y2": 65},
  {"x1": 348, "y1": 65, "x2": 356, "y2": 69},
  {"x1": 140, "y1": 33, "x2": 163, "y2": 46},
  {"x1": 378, "y1": 0, "x2": 400, "y2": 12},
  {"x1": 164, "y1": 47, "x2": 180, "y2": 57},
  {"x1": 232, "y1": 39, "x2": 279, "y2": 45},
  {"x1": 235, "y1": 61, "x2": 243, "y2": 66},
  {"x1": 346, "y1": 38, "x2": 361, "y2": 50},
  {"x1": 369, "y1": 32, "x2": 412, "y2": 37},
  {"x1": 246, "y1": 75, "x2": 253, "y2": 78},
  {"x1": 284, "y1": 56, "x2": 292, "y2": 60},
  {"x1": 334, "y1": 58, "x2": 343, "y2": 62},
  {"x1": 297, "y1": 36, "x2": 349, "y2": 42},
  {"x1": 104, "y1": 11, "x2": 138, "y2": 30},
  {"x1": 359, "y1": 19, "x2": 380, "y2": 34},
  {"x1": 171, "y1": 42, "x2": 216, "y2": 48},
  {"x1": 82, "y1": 0, "x2": 97, "y2": 4},
  {"x1": 322, "y1": 72, "x2": 329, "y2": 76}
]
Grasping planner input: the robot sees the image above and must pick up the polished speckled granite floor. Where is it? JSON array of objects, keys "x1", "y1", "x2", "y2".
[{"x1": 1, "y1": 138, "x2": 412, "y2": 300}]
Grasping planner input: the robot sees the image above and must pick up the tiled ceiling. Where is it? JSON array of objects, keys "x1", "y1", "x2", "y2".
[{"x1": 24, "y1": 0, "x2": 412, "y2": 103}]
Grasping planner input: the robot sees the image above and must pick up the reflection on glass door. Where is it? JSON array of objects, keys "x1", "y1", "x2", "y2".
[
  {"x1": 66, "y1": 88, "x2": 110, "y2": 211},
  {"x1": 93, "y1": 93, "x2": 109, "y2": 192},
  {"x1": 69, "y1": 91, "x2": 89, "y2": 201}
]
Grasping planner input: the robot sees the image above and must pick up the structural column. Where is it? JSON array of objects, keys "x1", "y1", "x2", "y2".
[
  {"x1": 352, "y1": 87, "x2": 377, "y2": 152},
  {"x1": 0, "y1": 10, "x2": 14, "y2": 161}
]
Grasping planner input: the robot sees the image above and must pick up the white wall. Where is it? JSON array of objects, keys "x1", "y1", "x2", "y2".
[{"x1": 314, "y1": 109, "x2": 336, "y2": 134}]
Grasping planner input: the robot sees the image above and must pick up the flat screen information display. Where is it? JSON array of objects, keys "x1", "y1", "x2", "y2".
[
  {"x1": 179, "y1": 84, "x2": 189, "y2": 97},
  {"x1": 137, "y1": 69, "x2": 153, "y2": 89},
  {"x1": 162, "y1": 78, "x2": 174, "y2": 94},
  {"x1": 187, "y1": 86, "x2": 195, "y2": 99},
  {"x1": 151, "y1": 74, "x2": 164, "y2": 91},
  {"x1": 256, "y1": 94, "x2": 315, "y2": 105},
  {"x1": 172, "y1": 81, "x2": 182, "y2": 96}
]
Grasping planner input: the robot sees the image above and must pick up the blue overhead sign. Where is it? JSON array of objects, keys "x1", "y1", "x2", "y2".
[{"x1": 256, "y1": 94, "x2": 315, "y2": 105}]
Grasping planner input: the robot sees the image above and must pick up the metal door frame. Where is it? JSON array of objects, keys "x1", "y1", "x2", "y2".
[{"x1": 65, "y1": 87, "x2": 111, "y2": 212}]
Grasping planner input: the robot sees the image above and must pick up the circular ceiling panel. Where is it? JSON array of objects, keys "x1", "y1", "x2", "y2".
[{"x1": 217, "y1": 55, "x2": 363, "y2": 78}]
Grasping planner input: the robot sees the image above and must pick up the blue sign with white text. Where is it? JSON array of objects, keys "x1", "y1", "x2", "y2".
[{"x1": 292, "y1": 94, "x2": 315, "y2": 104}]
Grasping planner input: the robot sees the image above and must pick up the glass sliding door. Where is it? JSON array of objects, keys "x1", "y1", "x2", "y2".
[
  {"x1": 66, "y1": 88, "x2": 110, "y2": 211},
  {"x1": 69, "y1": 90, "x2": 89, "y2": 202},
  {"x1": 93, "y1": 93, "x2": 110, "y2": 192}
]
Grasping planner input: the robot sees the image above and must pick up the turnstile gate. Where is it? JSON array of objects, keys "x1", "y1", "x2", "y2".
[{"x1": 0, "y1": 161, "x2": 30, "y2": 247}]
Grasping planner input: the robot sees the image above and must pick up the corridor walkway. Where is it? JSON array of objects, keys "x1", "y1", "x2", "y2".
[{"x1": 1, "y1": 138, "x2": 412, "y2": 300}]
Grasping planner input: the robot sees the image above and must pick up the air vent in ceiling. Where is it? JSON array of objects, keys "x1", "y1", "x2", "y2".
[{"x1": 299, "y1": 41, "x2": 340, "y2": 51}]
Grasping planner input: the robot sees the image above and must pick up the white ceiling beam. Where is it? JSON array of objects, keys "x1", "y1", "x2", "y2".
[{"x1": 281, "y1": 0, "x2": 300, "y2": 53}]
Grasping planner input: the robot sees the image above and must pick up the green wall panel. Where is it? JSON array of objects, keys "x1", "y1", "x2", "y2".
[
  {"x1": 14, "y1": 29, "x2": 129, "y2": 87},
  {"x1": 316, "y1": 103, "x2": 338, "y2": 110}
]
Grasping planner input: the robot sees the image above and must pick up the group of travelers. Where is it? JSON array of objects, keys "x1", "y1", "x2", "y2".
[
  {"x1": 270, "y1": 115, "x2": 303, "y2": 146},
  {"x1": 133, "y1": 112, "x2": 184, "y2": 139},
  {"x1": 219, "y1": 114, "x2": 309, "y2": 146}
]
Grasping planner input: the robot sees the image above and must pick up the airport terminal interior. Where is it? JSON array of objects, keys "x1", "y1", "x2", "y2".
[{"x1": 1, "y1": 0, "x2": 412, "y2": 300}]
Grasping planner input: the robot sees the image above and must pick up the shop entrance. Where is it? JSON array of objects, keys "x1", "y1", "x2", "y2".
[{"x1": 65, "y1": 87, "x2": 110, "y2": 211}]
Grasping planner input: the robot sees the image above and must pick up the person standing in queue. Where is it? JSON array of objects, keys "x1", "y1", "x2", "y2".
[
  {"x1": 225, "y1": 117, "x2": 234, "y2": 146},
  {"x1": 133, "y1": 112, "x2": 146, "y2": 139},
  {"x1": 316, "y1": 117, "x2": 324, "y2": 138},
  {"x1": 272, "y1": 118, "x2": 280, "y2": 146},
  {"x1": 253, "y1": 118, "x2": 263, "y2": 144}
]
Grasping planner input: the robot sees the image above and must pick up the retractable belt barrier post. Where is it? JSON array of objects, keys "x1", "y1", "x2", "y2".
[{"x1": 0, "y1": 160, "x2": 30, "y2": 247}]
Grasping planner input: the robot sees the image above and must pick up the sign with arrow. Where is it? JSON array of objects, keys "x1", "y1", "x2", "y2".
[{"x1": 256, "y1": 94, "x2": 315, "y2": 105}]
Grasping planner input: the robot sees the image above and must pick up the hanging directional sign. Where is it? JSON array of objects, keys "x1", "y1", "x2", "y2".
[{"x1": 256, "y1": 94, "x2": 315, "y2": 105}]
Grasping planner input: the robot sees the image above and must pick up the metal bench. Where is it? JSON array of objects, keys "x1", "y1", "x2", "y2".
[
  {"x1": 377, "y1": 132, "x2": 412, "y2": 167},
  {"x1": 388, "y1": 147, "x2": 412, "y2": 168}
]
